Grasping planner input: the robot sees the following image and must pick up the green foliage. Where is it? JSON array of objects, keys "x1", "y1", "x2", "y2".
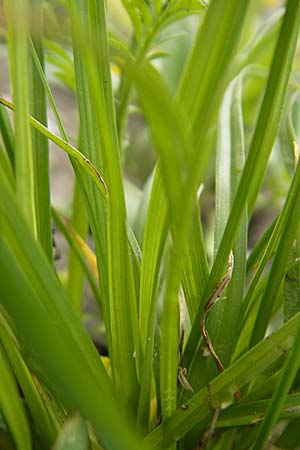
[{"x1": 0, "y1": 0, "x2": 300, "y2": 449}]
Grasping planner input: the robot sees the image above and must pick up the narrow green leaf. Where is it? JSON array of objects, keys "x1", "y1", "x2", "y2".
[
  {"x1": 66, "y1": 182, "x2": 89, "y2": 316},
  {"x1": 132, "y1": 0, "x2": 152, "y2": 28},
  {"x1": 122, "y1": 0, "x2": 144, "y2": 42},
  {"x1": 177, "y1": 0, "x2": 249, "y2": 147},
  {"x1": 172, "y1": 0, "x2": 206, "y2": 12},
  {"x1": 275, "y1": 418, "x2": 300, "y2": 449},
  {"x1": 4, "y1": 0, "x2": 37, "y2": 236},
  {"x1": 0, "y1": 96, "x2": 108, "y2": 200},
  {"x1": 30, "y1": 37, "x2": 69, "y2": 142},
  {"x1": 217, "y1": 392, "x2": 300, "y2": 428},
  {"x1": 284, "y1": 242, "x2": 300, "y2": 321},
  {"x1": 68, "y1": 0, "x2": 111, "y2": 357},
  {"x1": 137, "y1": 165, "x2": 169, "y2": 431},
  {"x1": 246, "y1": 217, "x2": 277, "y2": 276},
  {"x1": 0, "y1": 146, "x2": 15, "y2": 189},
  {"x1": 28, "y1": 0, "x2": 52, "y2": 262},
  {"x1": 250, "y1": 157, "x2": 300, "y2": 346},
  {"x1": 237, "y1": 7, "x2": 284, "y2": 69},
  {"x1": 0, "y1": 343, "x2": 31, "y2": 450},
  {"x1": 128, "y1": 60, "x2": 187, "y2": 214},
  {"x1": 145, "y1": 313, "x2": 300, "y2": 449},
  {"x1": 0, "y1": 103, "x2": 15, "y2": 169},
  {"x1": 0, "y1": 310, "x2": 58, "y2": 447},
  {"x1": 152, "y1": 0, "x2": 162, "y2": 15},
  {"x1": 279, "y1": 91, "x2": 300, "y2": 177},
  {"x1": 69, "y1": 0, "x2": 139, "y2": 412},
  {"x1": 182, "y1": 202, "x2": 209, "y2": 323},
  {"x1": 212, "y1": 75, "x2": 247, "y2": 367},
  {"x1": 52, "y1": 207, "x2": 101, "y2": 311}
]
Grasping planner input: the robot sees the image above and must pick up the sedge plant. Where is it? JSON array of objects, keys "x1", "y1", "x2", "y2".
[{"x1": 0, "y1": 0, "x2": 300, "y2": 449}]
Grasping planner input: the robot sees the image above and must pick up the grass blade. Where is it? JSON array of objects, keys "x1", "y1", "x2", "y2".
[
  {"x1": 66, "y1": 183, "x2": 89, "y2": 316},
  {"x1": 68, "y1": 0, "x2": 111, "y2": 354},
  {"x1": 137, "y1": 165, "x2": 169, "y2": 431},
  {"x1": 52, "y1": 208, "x2": 101, "y2": 310},
  {"x1": 4, "y1": 0, "x2": 37, "y2": 236},
  {"x1": 69, "y1": 0, "x2": 139, "y2": 412},
  {"x1": 0, "y1": 342, "x2": 31, "y2": 450},
  {"x1": 0, "y1": 310, "x2": 58, "y2": 447},
  {"x1": 217, "y1": 393, "x2": 300, "y2": 428},
  {"x1": 0, "y1": 104, "x2": 15, "y2": 169},
  {"x1": 211, "y1": 76, "x2": 247, "y2": 367},
  {"x1": 28, "y1": 0, "x2": 52, "y2": 262},
  {"x1": 0, "y1": 96, "x2": 107, "y2": 199}
]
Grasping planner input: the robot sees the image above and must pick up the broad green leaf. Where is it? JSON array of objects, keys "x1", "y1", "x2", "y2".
[
  {"x1": 0, "y1": 343, "x2": 31, "y2": 450},
  {"x1": 53, "y1": 415, "x2": 88, "y2": 450}
]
